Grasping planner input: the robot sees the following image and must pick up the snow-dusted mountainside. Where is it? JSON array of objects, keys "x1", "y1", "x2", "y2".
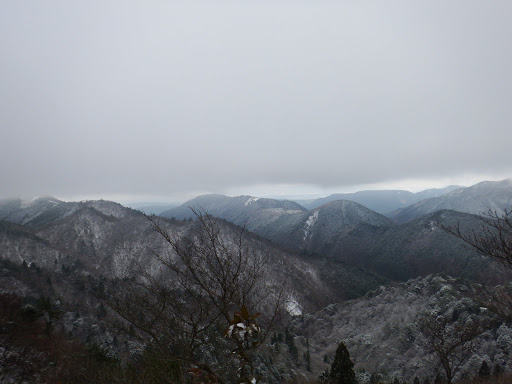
[
  {"x1": 0, "y1": 201, "x2": 337, "y2": 312},
  {"x1": 298, "y1": 186, "x2": 461, "y2": 214},
  {"x1": 257, "y1": 200, "x2": 393, "y2": 253},
  {"x1": 160, "y1": 194, "x2": 307, "y2": 226},
  {"x1": 390, "y1": 179, "x2": 512, "y2": 223},
  {"x1": 263, "y1": 207, "x2": 509, "y2": 286},
  {"x1": 0, "y1": 197, "x2": 77, "y2": 227},
  {"x1": 0, "y1": 197, "x2": 131, "y2": 228},
  {"x1": 126, "y1": 203, "x2": 178, "y2": 215},
  {"x1": 291, "y1": 275, "x2": 510, "y2": 382},
  {"x1": 160, "y1": 195, "x2": 509, "y2": 287},
  {"x1": 0, "y1": 221, "x2": 64, "y2": 269},
  {"x1": 330, "y1": 209, "x2": 511, "y2": 285},
  {"x1": 161, "y1": 195, "x2": 393, "y2": 252}
]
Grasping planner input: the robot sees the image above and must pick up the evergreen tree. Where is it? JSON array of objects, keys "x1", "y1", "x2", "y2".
[
  {"x1": 270, "y1": 332, "x2": 277, "y2": 345},
  {"x1": 285, "y1": 327, "x2": 298, "y2": 361},
  {"x1": 493, "y1": 363, "x2": 503, "y2": 377},
  {"x1": 304, "y1": 350, "x2": 311, "y2": 372},
  {"x1": 478, "y1": 360, "x2": 491, "y2": 379},
  {"x1": 318, "y1": 369, "x2": 330, "y2": 384},
  {"x1": 329, "y1": 342, "x2": 357, "y2": 384}
]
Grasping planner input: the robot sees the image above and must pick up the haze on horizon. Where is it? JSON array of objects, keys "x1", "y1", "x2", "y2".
[{"x1": 1, "y1": 1, "x2": 512, "y2": 203}]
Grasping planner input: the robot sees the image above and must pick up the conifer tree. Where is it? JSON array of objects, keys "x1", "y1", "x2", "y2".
[
  {"x1": 304, "y1": 349, "x2": 311, "y2": 372},
  {"x1": 329, "y1": 342, "x2": 357, "y2": 384},
  {"x1": 493, "y1": 363, "x2": 503, "y2": 377},
  {"x1": 478, "y1": 360, "x2": 490, "y2": 379}
]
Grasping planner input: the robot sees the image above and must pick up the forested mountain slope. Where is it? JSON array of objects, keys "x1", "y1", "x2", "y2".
[
  {"x1": 299, "y1": 185, "x2": 460, "y2": 213},
  {"x1": 390, "y1": 179, "x2": 512, "y2": 223}
]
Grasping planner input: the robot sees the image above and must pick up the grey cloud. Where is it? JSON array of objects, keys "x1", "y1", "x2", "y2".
[{"x1": 1, "y1": 1, "x2": 511, "y2": 198}]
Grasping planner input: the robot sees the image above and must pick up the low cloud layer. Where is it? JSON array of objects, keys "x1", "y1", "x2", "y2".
[{"x1": 1, "y1": 1, "x2": 511, "y2": 199}]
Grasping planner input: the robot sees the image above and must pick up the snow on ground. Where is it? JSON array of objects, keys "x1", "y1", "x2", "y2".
[
  {"x1": 286, "y1": 298, "x2": 303, "y2": 316},
  {"x1": 303, "y1": 211, "x2": 319, "y2": 241},
  {"x1": 20, "y1": 197, "x2": 38, "y2": 209},
  {"x1": 245, "y1": 197, "x2": 260, "y2": 206}
]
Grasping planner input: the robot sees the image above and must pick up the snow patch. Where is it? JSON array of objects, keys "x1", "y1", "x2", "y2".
[
  {"x1": 303, "y1": 211, "x2": 319, "y2": 241},
  {"x1": 285, "y1": 299, "x2": 303, "y2": 316},
  {"x1": 245, "y1": 197, "x2": 260, "y2": 206},
  {"x1": 20, "y1": 197, "x2": 38, "y2": 208}
]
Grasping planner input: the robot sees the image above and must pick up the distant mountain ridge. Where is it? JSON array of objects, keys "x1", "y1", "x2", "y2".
[
  {"x1": 390, "y1": 178, "x2": 512, "y2": 223},
  {"x1": 0, "y1": 197, "x2": 130, "y2": 228},
  {"x1": 256, "y1": 199, "x2": 393, "y2": 253},
  {"x1": 297, "y1": 185, "x2": 461, "y2": 214},
  {"x1": 159, "y1": 190, "x2": 512, "y2": 287},
  {"x1": 2, "y1": 178, "x2": 511, "y2": 304},
  {"x1": 160, "y1": 193, "x2": 307, "y2": 226},
  {"x1": 161, "y1": 194, "x2": 393, "y2": 252}
]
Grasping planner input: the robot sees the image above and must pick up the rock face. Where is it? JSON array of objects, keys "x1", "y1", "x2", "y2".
[{"x1": 389, "y1": 179, "x2": 512, "y2": 223}]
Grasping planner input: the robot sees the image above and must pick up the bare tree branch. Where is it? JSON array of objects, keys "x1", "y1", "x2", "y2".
[
  {"x1": 439, "y1": 208, "x2": 512, "y2": 268},
  {"x1": 104, "y1": 209, "x2": 285, "y2": 383}
]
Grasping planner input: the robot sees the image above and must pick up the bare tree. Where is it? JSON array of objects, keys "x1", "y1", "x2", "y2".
[
  {"x1": 418, "y1": 312, "x2": 484, "y2": 384},
  {"x1": 439, "y1": 207, "x2": 512, "y2": 320},
  {"x1": 439, "y1": 208, "x2": 512, "y2": 268},
  {"x1": 105, "y1": 210, "x2": 285, "y2": 383}
]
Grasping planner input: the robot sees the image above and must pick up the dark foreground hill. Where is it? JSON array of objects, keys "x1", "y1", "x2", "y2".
[{"x1": 318, "y1": 209, "x2": 511, "y2": 286}]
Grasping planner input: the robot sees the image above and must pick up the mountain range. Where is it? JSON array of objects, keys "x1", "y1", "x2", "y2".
[
  {"x1": 295, "y1": 185, "x2": 461, "y2": 214},
  {"x1": 159, "y1": 180, "x2": 512, "y2": 286},
  {"x1": 389, "y1": 178, "x2": 512, "y2": 223},
  {"x1": 0, "y1": 199, "x2": 337, "y2": 311},
  {"x1": 1, "y1": 178, "x2": 512, "y2": 382}
]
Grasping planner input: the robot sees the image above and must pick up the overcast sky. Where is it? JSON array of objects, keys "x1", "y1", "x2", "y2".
[{"x1": 1, "y1": 1, "x2": 511, "y2": 202}]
